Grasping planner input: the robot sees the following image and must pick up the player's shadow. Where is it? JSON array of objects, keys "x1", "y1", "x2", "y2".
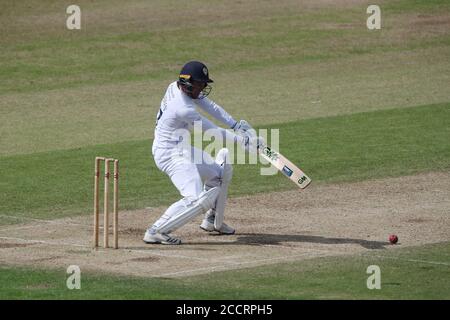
[
  {"x1": 129, "y1": 233, "x2": 388, "y2": 250},
  {"x1": 232, "y1": 233, "x2": 388, "y2": 249}
]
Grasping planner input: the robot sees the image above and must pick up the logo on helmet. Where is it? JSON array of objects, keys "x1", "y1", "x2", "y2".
[{"x1": 202, "y1": 67, "x2": 208, "y2": 76}]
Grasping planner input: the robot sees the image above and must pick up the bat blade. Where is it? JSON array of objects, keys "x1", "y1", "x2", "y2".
[{"x1": 259, "y1": 146, "x2": 311, "y2": 189}]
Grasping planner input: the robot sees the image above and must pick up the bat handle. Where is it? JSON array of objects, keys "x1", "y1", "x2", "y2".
[{"x1": 257, "y1": 141, "x2": 267, "y2": 152}]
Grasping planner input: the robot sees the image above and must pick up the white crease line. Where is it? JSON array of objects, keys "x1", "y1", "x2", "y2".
[
  {"x1": 0, "y1": 215, "x2": 88, "y2": 232},
  {"x1": 0, "y1": 214, "x2": 85, "y2": 225},
  {"x1": 0, "y1": 224, "x2": 50, "y2": 232},
  {"x1": 125, "y1": 249, "x2": 212, "y2": 262},
  {"x1": 157, "y1": 253, "x2": 321, "y2": 277},
  {"x1": 0, "y1": 236, "x2": 87, "y2": 248},
  {"x1": 253, "y1": 243, "x2": 339, "y2": 253},
  {"x1": 0, "y1": 223, "x2": 88, "y2": 232},
  {"x1": 0, "y1": 213, "x2": 88, "y2": 224},
  {"x1": 373, "y1": 255, "x2": 450, "y2": 267},
  {"x1": 157, "y1": 251, "x2": 332, "y2": 277},
  {"x1": 210, "y1": 246, "x2": 338, "y2": 263},
  {"x1": 222, "y1": 250, "x2": 347, "y2": 267},
  {"x1": 0, "y1": 222, "x2": 96, "y2": 233},
  {"x1": 0, "y1": 214, "x2": 55, "y2": 222}
]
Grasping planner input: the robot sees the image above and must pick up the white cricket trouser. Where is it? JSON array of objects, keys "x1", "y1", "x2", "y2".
[{"x1": 151, "y1": 146, "x2": 223, "y2": 230}]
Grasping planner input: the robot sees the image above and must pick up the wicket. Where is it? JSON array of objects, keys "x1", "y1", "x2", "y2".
[{"x1": 93, "y1": 156, "x2": 119, "y2": 249}]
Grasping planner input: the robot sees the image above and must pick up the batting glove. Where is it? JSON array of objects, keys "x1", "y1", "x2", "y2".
[{"x1": 232, "y1": 120, "x2": 253, "y2": 135}]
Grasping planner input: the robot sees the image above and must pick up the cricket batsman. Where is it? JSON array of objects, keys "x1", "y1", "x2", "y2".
[{"x1": 144, "y1": 61, "x2": 262, "y2": 245}]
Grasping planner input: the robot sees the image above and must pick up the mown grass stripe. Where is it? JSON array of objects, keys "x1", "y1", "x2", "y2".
[{"x1": 0, "y1": 103, "x2": 449, "y2": 220}]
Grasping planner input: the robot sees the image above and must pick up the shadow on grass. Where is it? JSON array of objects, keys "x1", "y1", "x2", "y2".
[
  {"x1": 127, "y1": 232, "x2": 390, "y2": 250},
  {"x1": 234, "y1": 233, "x2": 388, "y2": 249},
  {"x1": 129, "y1": 233, "x2": 389, "y2": 250}
]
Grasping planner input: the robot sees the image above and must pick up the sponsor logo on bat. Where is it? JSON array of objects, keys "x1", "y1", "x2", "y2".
[
  {"x1": 282, "y1": 165, "x2": 293, "y2": 177},
  {"x1": 298, "y1": 176, "x2": 308, "y2": 184},
  {"x1": 262, "y1": 146, "x2": 279, "y2": 161}
]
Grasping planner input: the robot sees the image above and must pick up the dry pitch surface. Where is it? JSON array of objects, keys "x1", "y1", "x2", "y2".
[{"x1": 0, "y1": 171, "x2": 448, "y2": 278}]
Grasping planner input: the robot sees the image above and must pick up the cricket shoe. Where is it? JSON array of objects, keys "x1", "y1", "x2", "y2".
[
  {"x1": 200, "y1": 218, "x2": 235, "y2": 235},
  {"x1": 143, "y1": 230, "x2": 181, "y2": 245}
]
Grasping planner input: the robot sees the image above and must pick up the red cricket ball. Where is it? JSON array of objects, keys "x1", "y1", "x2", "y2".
[{"x1": 389, "y1": 234, "x2": 398, "y2": 244}]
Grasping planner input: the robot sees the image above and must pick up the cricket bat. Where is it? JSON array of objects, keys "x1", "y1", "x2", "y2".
[{"x1": 259, "y1": 145, "x2": 311, "y2": 189}]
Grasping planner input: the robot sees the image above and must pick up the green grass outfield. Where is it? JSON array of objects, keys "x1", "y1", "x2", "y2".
[
  {"x1": 0, "y1": 242, "x2": 449, "y2": 299},
  {"x1": 1, "y1": 0, "x2": 449, "y2": 299},
  {"x1": 2, "y1": 0, "x2": 450, "y2": 155}
]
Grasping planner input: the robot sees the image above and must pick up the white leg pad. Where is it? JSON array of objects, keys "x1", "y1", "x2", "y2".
[
  {"x1": 156, "y1": 186, "x2": 220, "y2": 234},
  {"x1": 214, "y1": 148, "x2": 233, "y2": 229}
]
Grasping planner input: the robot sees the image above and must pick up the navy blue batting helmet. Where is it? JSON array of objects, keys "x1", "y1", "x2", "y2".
[
  {"x1": 178, "y1": 61, "x2": 213, "y2": 98},
  {"x1": 179, "y1": 61, "x2": 213, "y2": 83}
]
